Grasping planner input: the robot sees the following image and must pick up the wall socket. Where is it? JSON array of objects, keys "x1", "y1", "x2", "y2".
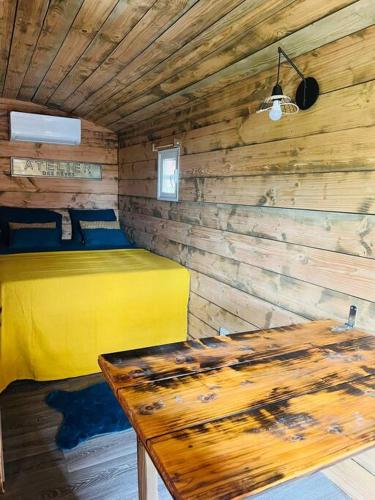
[{"x1": 219, "y1": 327, "x2": 230, "y2": 336}]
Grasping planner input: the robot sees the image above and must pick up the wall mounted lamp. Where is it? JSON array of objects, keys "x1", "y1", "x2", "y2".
[{"x1": 257, "y1": 47, "x2": 319, "y2": 121}]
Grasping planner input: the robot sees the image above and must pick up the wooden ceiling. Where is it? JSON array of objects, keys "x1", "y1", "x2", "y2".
[{"x1": 0, "y1": 0, "x2": 366, "y2": 134}]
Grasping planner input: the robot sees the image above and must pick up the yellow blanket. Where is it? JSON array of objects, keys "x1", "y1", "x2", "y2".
[{"x1": 0, "y1": 249, "x2": 189, "y2": 392}]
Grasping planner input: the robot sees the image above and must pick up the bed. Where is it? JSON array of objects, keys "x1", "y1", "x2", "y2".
[{"x1": 0, "y1": 248, "x2": 189, "y2": 392}]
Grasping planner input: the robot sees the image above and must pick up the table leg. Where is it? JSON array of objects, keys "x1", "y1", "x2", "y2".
[
  {"x1": 0, "y1": 408, "x2": 4, "y2": 494},
  {"x1": 137, "y1": 437, "x2": 158, "y2": 500}
]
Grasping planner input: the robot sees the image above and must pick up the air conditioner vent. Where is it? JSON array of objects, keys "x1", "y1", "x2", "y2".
[{"x1": 10, "y1": 111, "x2": 81, "y2": 145}]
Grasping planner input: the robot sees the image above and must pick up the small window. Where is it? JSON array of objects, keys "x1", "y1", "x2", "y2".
[{"x1": 157, "y1": 147, "x2": 180, "y2": 201}]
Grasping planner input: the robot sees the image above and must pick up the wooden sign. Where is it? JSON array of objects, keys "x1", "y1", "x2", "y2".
[{"x1": 11, "y1": 157, "x2": 102, "y2": 180}]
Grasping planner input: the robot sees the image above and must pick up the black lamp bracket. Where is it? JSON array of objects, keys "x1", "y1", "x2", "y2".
[
  {"x1": 276, "y1": 46, "x2": 319, "y2": 110},
  {"x1": 277, "y1": 47, "x2": 305, "y2": 82}
]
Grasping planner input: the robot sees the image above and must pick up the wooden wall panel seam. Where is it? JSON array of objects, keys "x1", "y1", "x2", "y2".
[
  {"x1": 189, "y1": 290, "x2": 258, "y2": 332},
  {"x1": 125, "y1": 226, "x2": 374, "y2": 332},
  {"x1": 117, "y1": 75, "x2": 375, "y2": 155},
  {"x1": 124, "y1": 215, "x2": 375, "y2": 303},
  {"x1": 119, "y1": 169, "x2": 375, "y2": 215},
  {"x1": 129, "y1": 230, "x2": 315, "y2": 318},
  {"x1": 118, "y1": 126, "x2": 375, "y2": 177},
  {"x1": 120, "y1": 196, "x2": 375, "y2": 260},
  {"x1": 188, "y1": 268, "x2": 299, "y2": 328},
  {"x1": 120, "y1": 204, "x2": 375, "y2": 260},
  {"x1": 188, "y1": 310, "x2": 219, "y2": 332}
]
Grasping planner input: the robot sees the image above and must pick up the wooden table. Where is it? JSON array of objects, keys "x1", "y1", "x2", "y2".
[{"x1": 99, "y1": 320, "x2": 375, "y2": 499}]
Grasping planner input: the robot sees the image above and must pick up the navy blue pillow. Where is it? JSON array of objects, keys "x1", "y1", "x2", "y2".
[
  {"x1": 9, "y1": 228, "x2": 60, "y2": 250},
  {"x1": 69, "y1": 209, "x2": 117, "y2": 243},
  {"x1": 81, "y1": 228, "x2": 131, "y2": 248},
  {"x1": 0, "y1": 207, "x2": 62, "y2": 245}
]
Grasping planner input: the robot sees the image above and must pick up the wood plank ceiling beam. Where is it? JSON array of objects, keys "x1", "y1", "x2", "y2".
[
  {"x1": 70, "y1": 0, "x2": 290, "y2": 118},
  {"x1": 88, "y1": 0, "x2": 340, "y2": 127},
  {"x1": 118, "y1": 23, "x2": 375, "y2": 143},
  {"x1": 32, "y1": 0, "x2": 120, "y2": 105},
  {"x1": 56, "y1": 0, "x2": 201, "y2": 112},
  {"x1": 17, "y1": 0, "x2": 85, "y2": 101},
  {"x1": 54, "y1": 0, "x2": 248, "y2": 112},
  {"x1": 0, "y1": 0, "x2": 372, "y2": 133},
  {"x1": 2, "y1": 0, "x2": 50, "y2": 98},
  {"x1": 111, "y1": 0, "x2": 373, "y2": 132},
  {"x1": 45, "y1": 0, "x2": 156, "y2": 107},
  {"x1": 0, "y1": 0, "x2": 17, "y2": 95}
]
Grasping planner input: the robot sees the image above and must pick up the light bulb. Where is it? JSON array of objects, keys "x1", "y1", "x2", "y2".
[{"x1": 269, "y1": 99, "x2": 282, "y2": 121}]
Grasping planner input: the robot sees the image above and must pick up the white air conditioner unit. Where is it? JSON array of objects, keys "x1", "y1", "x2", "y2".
[{"x1": 10, "y1": 111, "x2": 81, "y2": 145}]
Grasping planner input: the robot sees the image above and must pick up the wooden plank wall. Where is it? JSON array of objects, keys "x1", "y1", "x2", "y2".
[
  {"x1": 118, "y1": 24, "x2": 375, "y2": 339},
  {"x1": 0, "y1": 98, "x2": 118, "y2": 238}
]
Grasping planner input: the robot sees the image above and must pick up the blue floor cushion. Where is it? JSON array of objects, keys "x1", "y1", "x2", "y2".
[{"x1": 46, "y1": 382, "x2": 131, "y2": 450}]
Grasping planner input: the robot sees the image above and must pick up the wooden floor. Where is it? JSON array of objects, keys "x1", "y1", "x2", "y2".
[
  {"x1": 0, "y1": 374, "x2": 171, "y2": 500},
  {"x1": 0, "y1": 374, "x2": 355, "y2": 499}
]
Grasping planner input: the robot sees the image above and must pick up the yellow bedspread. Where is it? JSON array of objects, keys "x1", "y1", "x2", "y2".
[{"x1": 0, "y1": 249, "x2": 189, "y2": 392}]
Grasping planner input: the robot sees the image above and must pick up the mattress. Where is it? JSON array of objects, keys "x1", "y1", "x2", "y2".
[{"x1": 0, "y1": 249, "x2": 189, "y2": 392}]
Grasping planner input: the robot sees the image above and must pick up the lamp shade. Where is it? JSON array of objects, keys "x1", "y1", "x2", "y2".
[
  {"x1": 255, "y1": 45, "x2": 321, "y2": 120},
  {"x1": 256, "y1": 83, "x2": 299, "y2": 116},
  {"x1": 256, "y1": 94, "x2": 299, "y2": 115}
]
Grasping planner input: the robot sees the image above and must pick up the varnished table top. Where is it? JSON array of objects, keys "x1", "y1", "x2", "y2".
[{"x1": 99, "y1": 320, "x2": 375, "y2": 499}]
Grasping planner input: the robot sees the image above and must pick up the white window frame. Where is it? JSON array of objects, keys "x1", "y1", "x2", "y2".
[{"x1": 157, "y1": 147, "x2": 180, "y2": 201}]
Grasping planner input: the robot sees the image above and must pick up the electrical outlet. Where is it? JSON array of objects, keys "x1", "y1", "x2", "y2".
[{"x1": 219, "y1": 327, "x2": 230, "y2": 336}]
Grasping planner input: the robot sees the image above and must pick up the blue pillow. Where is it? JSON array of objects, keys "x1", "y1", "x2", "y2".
[
  {"x1": 9, "y1": 228, "x2": 61, "y2": 250},
  {"x1": 69, "y1": 209, "x2": 117, "y2": 243},
  {"x1": 0, "y1": 206, "x2": 62, "y2": 245},
  {"x1": 79, "y1": 221, "x2": 131, "y2": 248},
  {"x1": 81, "y1": 229, "x2": 131, "y2": 249}
]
